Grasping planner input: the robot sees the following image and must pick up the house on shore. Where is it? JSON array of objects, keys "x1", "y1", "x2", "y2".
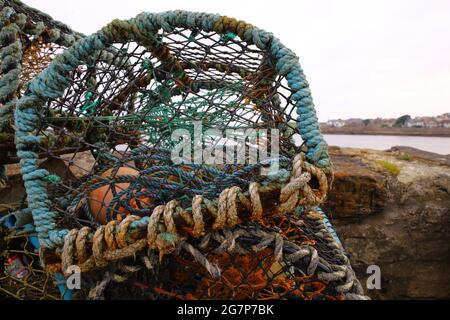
[
  {"x1": 327, "y1": 119, "x2": 345, "y2": 128},
  {"x1": 406, "y1": 117, "x2": 425, "y2": 128},
  {"x1": 440, "y1": 120, "x2": 450, "y2": 128}
]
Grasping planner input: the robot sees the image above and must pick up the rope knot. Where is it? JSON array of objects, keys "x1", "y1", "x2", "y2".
[{"x1": 155, "y1": 232, "x2": 180, "y2": 261}]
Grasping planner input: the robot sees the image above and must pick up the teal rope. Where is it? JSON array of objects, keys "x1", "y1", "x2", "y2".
[
  {"x1": 0, "y1": 6, "x2": 23, "y2": 188},
  {"x1": 1, "y1": 0, "x2": 82, "y2": 38},
  {"x1": 315, "y1": 207, "x2": 342, "y2": 246},
  {"x1": 15, "y1": 10, "x2": 331, "y2": 249}
]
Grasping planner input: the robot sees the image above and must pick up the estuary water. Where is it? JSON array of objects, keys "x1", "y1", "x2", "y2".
[{"x1": 321, "y1": 134, "x2": 450, "y2": 155}]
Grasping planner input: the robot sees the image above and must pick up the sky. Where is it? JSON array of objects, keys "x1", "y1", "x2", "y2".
[{"x1": 24, "y1": 0, "x2": 450, "y2": 122}]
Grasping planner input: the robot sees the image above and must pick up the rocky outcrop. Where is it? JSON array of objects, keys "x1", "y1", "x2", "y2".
[
  {"x1": 325, "y1": 146, "x2": 450, "y2": 299},
  {"x1": 325, "y1": 151, "x2": 387, "y2": 219}
]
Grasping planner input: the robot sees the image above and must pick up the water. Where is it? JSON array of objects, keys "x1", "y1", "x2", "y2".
[{"x1": 321, "y1": 134, "x2": 450, "y2": 155}]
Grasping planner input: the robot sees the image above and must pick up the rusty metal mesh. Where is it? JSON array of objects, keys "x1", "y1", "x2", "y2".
[{"x1": 19, "y1": 41, "x2": 64, "y2": 92}]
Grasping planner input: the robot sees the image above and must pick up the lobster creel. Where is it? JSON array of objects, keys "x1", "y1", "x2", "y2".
[{"x1": 13, "y1": 10, "x2": 368, "y2": 300}]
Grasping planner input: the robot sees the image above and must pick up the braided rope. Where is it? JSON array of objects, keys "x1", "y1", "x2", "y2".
[
  {"x1": 58, "y1": 181, "x2": 281, "y2": 273},
  {"x1": 1, "y1": 0, "x2": 81, "y2": 37}
]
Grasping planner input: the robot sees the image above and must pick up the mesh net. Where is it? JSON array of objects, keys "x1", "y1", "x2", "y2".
[
  {"x1": 0, "y1": 229, "x2": 61, "y2": 300},
  {"x1": 8, "y1": 13, "x2": 367, "y2": 300},
  {"x1": 19, "y1": 41, "x2": 65, "y2": 93},
  {"x1": 2, "y1": 0, "x2": 78, "y2": 36},
  {"x1": 35, "y1": 28, "x2": 302, "y2": 226},
  {"x1": 91, "y1": 213, "x2": 352, "y2": 300}
]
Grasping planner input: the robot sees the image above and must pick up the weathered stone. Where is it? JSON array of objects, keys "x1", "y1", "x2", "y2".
[
  {"x1": 389, "y1": 146, "x2": 450, "y2": 166},
  {"x1": 329, "y1": 147, "x2": 450, "y2": 299},
  {"x1": 60, "y1": 151, "x2": 96, "y2": 178},
  {"x1": 324, "y1": 147, "x2": 388, "y2": 219}
]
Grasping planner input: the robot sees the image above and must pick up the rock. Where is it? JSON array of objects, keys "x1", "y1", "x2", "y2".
[
  {"x1": 324, "y1": 147, "x2": 388, "y2": 219},
  {"x1": 60, "y1": 151, "x2": 96, "y2": 178},
  {"x1": 389, "y1": 146, "x2": 450, "y2": 166},
  {"x1": 328, "y1": 147, "x2": 450, "y2": 299},
  {"x1": 0, "y1": 175, "x2": 26, "y2": 208}
]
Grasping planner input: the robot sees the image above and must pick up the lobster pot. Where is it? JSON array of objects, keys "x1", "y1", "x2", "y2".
[
  {"x1": 20, "y1": 13, "x2": 317, "y2": 226},
  {"x1": 0, "y1": 1, "x2": 81, "y2": 300},
  {"x1": 13, "y1": 11, "x2": 366, "y2": 299},
  {"x1": 2, "y1": 0, "x2": 80, "y2": 84},
  {"x1": 0, "y1": 0, "x2": 81, "y2": 191}
]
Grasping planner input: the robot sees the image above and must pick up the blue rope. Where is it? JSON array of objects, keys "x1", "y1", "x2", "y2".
[{"x1": 316, "y1": 207, "x2": 342, "y2": 246}]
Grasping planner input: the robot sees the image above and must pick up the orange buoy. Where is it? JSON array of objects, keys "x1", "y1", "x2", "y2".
[
  {"x1": 167, "y1": 165, "x2": 194, "y2": 183},
  {"x1": 88, "y1": 167, "x2": 153, "y2": 224}
]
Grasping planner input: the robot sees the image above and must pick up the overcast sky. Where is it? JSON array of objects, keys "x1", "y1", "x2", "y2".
[{"x1": 25, "y1": 0, "x2": 450, "y2": 121}]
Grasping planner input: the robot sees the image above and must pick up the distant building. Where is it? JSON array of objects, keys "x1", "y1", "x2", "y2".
[
  {"x1": 327, "y1": 119, "x2": 345, "y2": 128},
  {"x1": 421, "y1": 117, "x2": 438, "y2": 128},
  {"x1": 440, "y1": 120, "x2": 450, "y2": 128},
  {"x1": 406, "y1": 118, "x2": 424, "y2": 128},
  {"x1": 436, "y1": 113, "x2": 450, "y2": 124},
  {"x1": 379, "y1": 118, "x2": 396, "y2": 127},
  {"x1": 326, "y1": 114, "x2": 450, "y2": 129},
  {"x1": 426, "y1": 121, "x2": 438, "y2": 128},
  {"x1": 345, "y1": 118, "x2": 364, "y2": 126}
]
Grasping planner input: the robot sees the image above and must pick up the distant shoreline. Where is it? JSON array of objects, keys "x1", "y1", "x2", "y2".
[{"x1": 320, "y1": 126, "x2": 450, "y2": 137}]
